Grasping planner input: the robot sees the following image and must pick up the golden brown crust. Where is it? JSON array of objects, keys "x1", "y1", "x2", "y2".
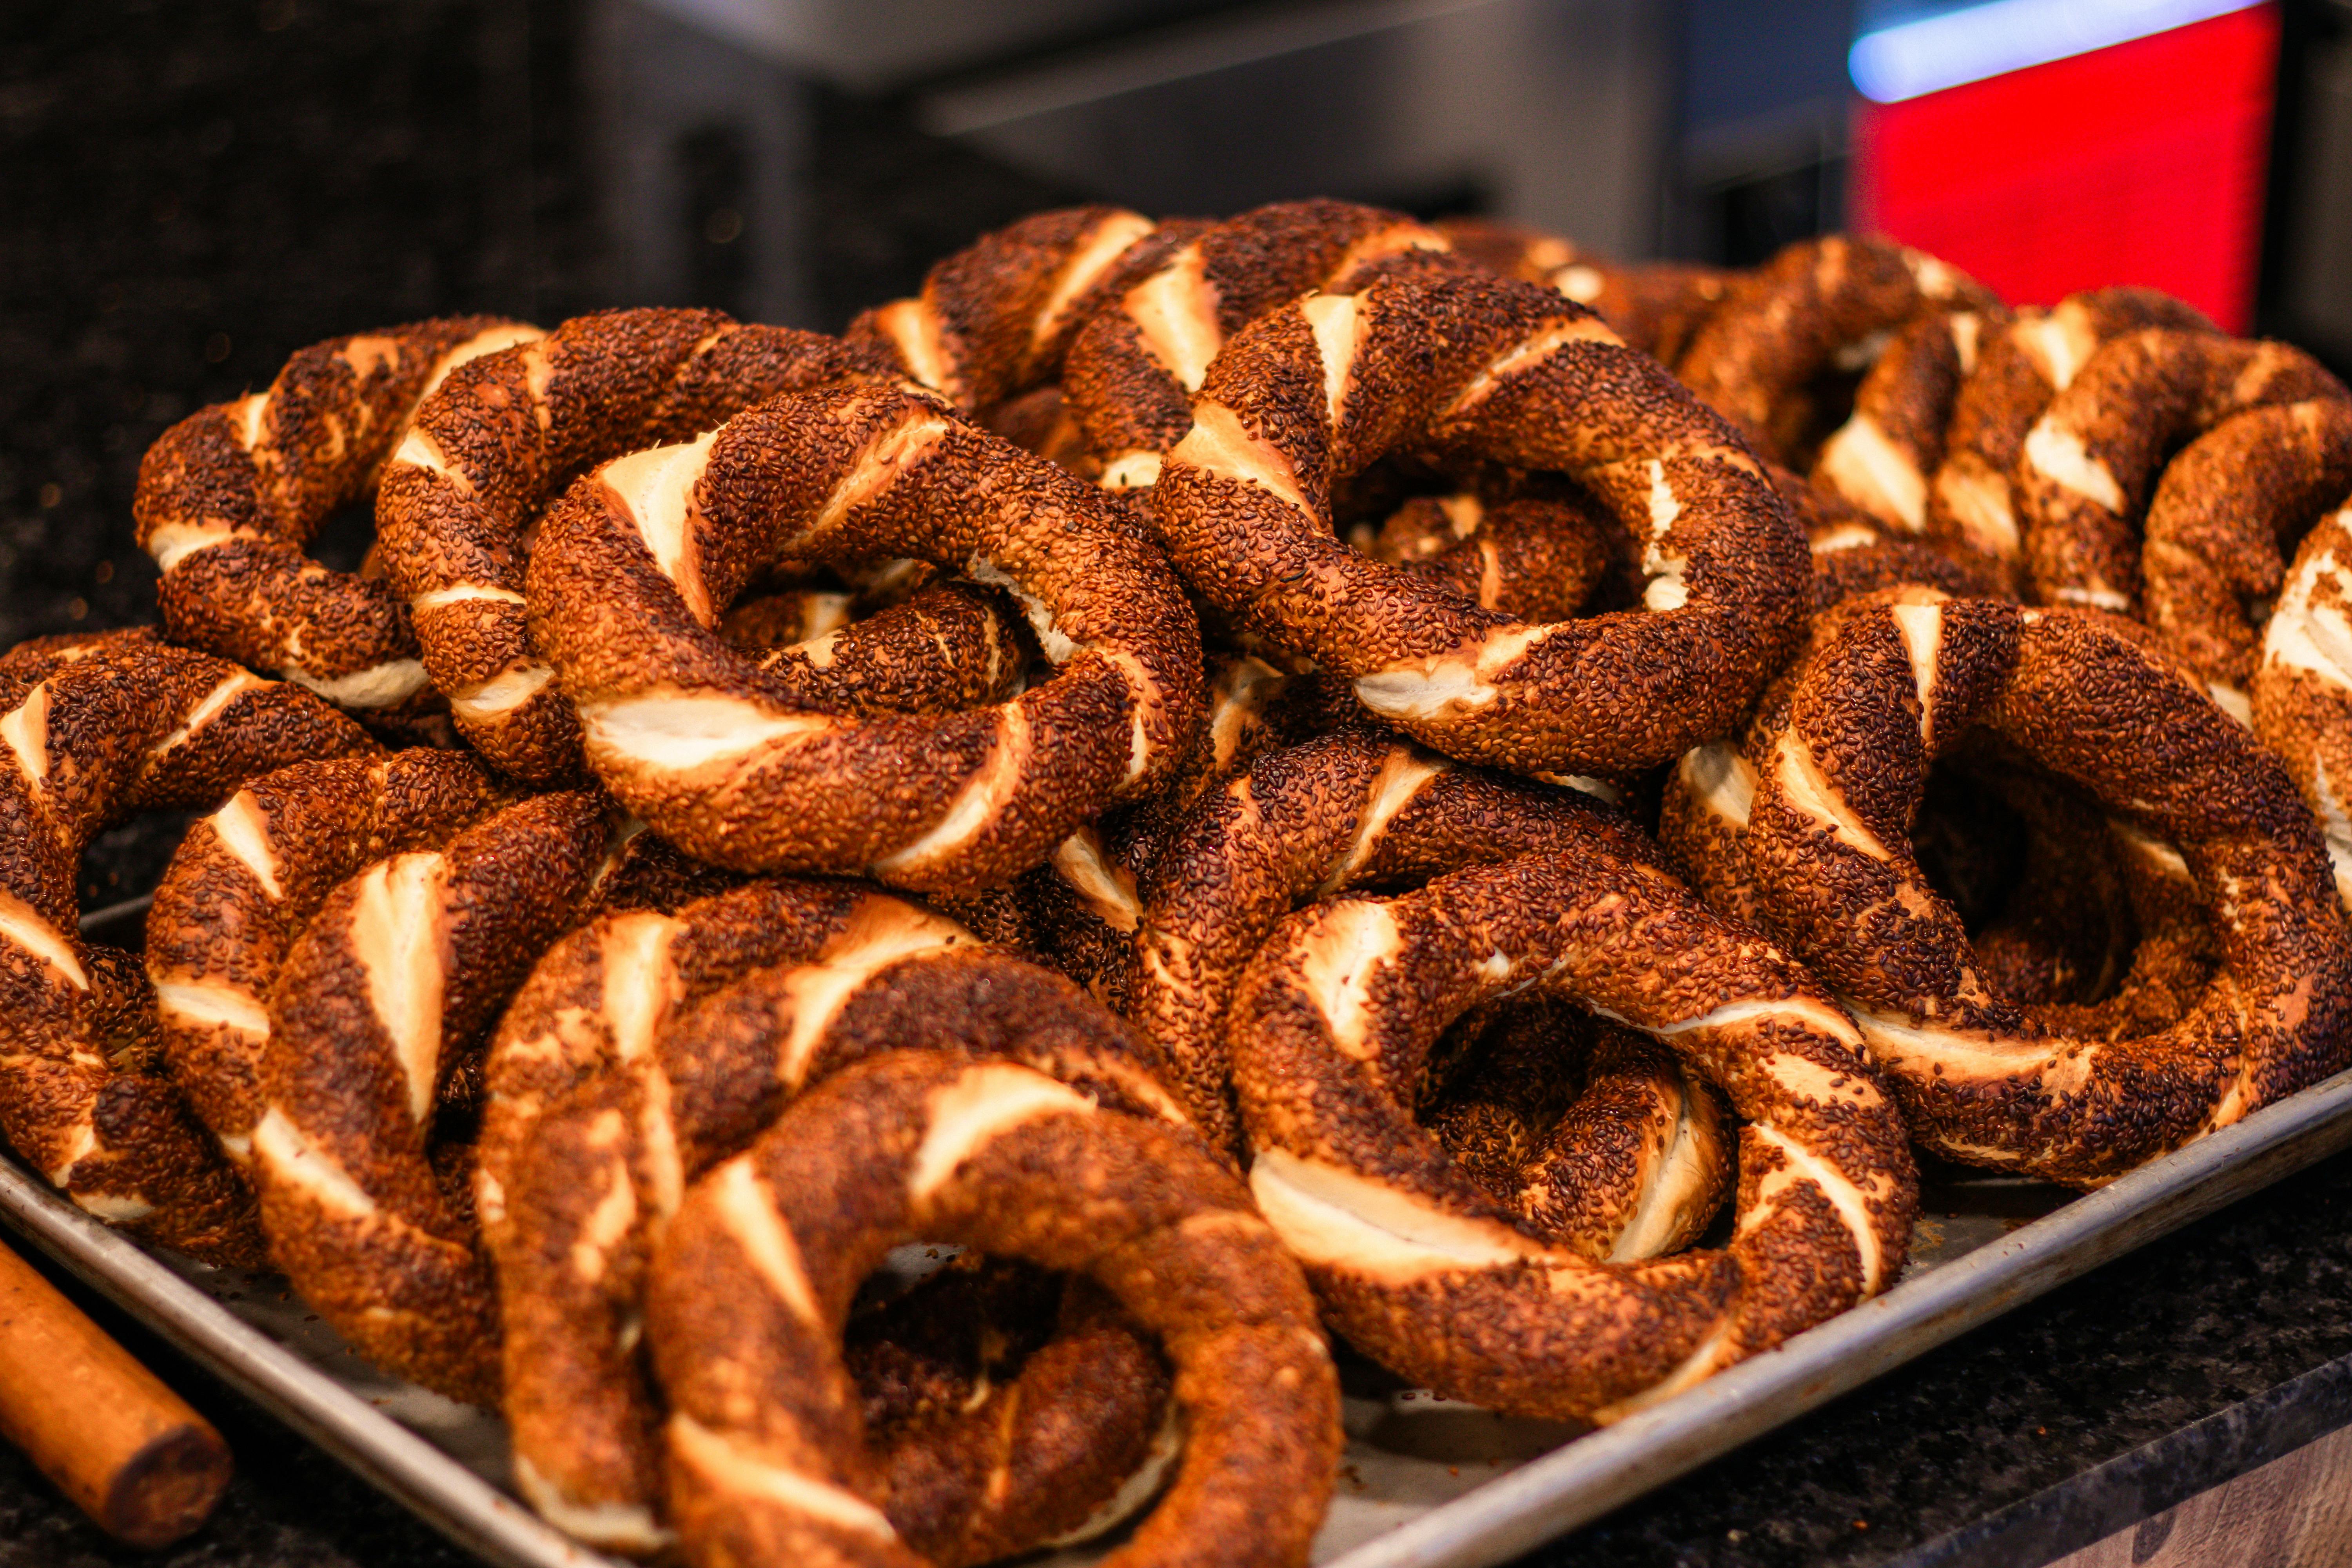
[
  {"x1": 1666, "y1": 591, "x2": 2352, "y2": 1185},
  {"x1": 2251, "y1": 494, "x2": 2352, "y2": 908},
  {"x1": 1673, "y1": 236, "x2": 1996, "y2": 465},
  {"x1": 644, "y1": 1051, "x2": 1341, "y2": 1568},
  {"x1": 482, "y1": 880, "x2": 1192, "y2": 1554},
  {"x1": 2016, "y1": 330, "x2": 2349, "y2": 618},
  {"x1": 1149, "y1": 267, "x2": 1809, "y2": 778},
  {"x1": 134, "y1": 317, "x2": 540, "y2": 727},
  {"x1": 526, "y1": 383, "x2": 1203, "y2": 893},
  {"x1": 1228, "y1": 848, "x2": 1916, "y2": 1419},
  {"x1": 1435, "y1": 218, "x2": 1731, "y2": 365},
  {"x1": 1925, "y1": 290, "x2": 2219, "y2": 571},
  {"x1": 848, "y1": 207, "x2": 1201, "y2": 419},
  {"x1": 1130, "y1": 729, "x2": 1649, "y2": 1149},
  {"x1": 1814, "y1": 307, "x2": 2006, "y2": 534},
  {"x1": 1774, "y1": 465, "x2": 2005, "y2": 612},
  {"x1": 251, "y1": 790, "x2": 614, "y2": 1400},
  {"x1": 375, "y1": 310, "x2": 906, "y2": 780},
  {"x1": 146, "y1": 749, "x2": 503, "y2": 1163},
  {"x1": 0, "y1": 630, "x2": 377, "y2": 1263},
  {"x1": 2141, "y1": 401, "x2": 2352, "y2": 694},
  {"x1": 1064, "y1": 199, "x2": 1462, "y2": 475}
]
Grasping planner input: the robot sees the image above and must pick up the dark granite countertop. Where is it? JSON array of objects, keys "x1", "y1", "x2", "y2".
[{"x1": 5, "y1": 6, "x2": 2350, "y2": 1567}]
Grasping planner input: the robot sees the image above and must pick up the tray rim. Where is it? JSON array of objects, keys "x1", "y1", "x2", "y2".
[{"x1": 2, "y1": 1046, "x2": 2347, "y2": 1568}]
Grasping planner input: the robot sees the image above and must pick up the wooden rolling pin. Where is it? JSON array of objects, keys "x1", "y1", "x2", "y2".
[{"x1": 0, "y1": 1238, "x2": 231, "y2": 1546}]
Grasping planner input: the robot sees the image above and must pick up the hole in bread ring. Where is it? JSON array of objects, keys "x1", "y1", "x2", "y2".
[
  {"x1": 1149, "y1": 267, "x2": 1809, "y2": 778},
  {"x1": 1671, "y1": 591, "x2": 2352, "y2": 1185},
  {"x1": 0, "y1": 630, "x2": 375, "y2": 1263},
  {"x1": 644, "y1": 1051, "x2": 1341, "y2": 1568},
  {"x1": 527, "y1": 384, "x2": 1203, "y2": 893},
  {"x1": 1227, "y1": 849, "x2": 1915, "y2": 1421},
  {"x1": 1127, "y1": 728, "x2": 1643, "y2": 1151}
]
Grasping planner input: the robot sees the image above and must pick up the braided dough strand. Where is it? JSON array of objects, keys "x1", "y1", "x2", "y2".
[
  {"x1": 135, "y1": 317, "x2": 543, "y2": 717},
  {"x1": 1674, "y1": 235, "x2": 1996, "y2": 465},
  {"x1": 1129, "y1": 728, "x2": 1656, "y2": 1150},
  {"x1": 646, "y1": 1051, "x2": 1341, "y2": 1568},
  {"x1": 0, "y1": 631, "x2": 376, "y2": 1259},
  {"x1": 848, "y1": 206, "x2": 1191, "y2": 419},
  {"x1": 2143, "y1": 400, "x2": 2352, "y2": 708},
  {"x1": 1151, "y1": 268, "x2": 1808, "y2": 777},
  {"x1": 529, "y1": 383, "x2": 1203, "y2": 892},
  {"x1": 1437, "y1": 217, "x2": 1732, "y2": 365},
  {"x1": 1230, "y1": 849, "x2": 1915, "y2": 1420}
]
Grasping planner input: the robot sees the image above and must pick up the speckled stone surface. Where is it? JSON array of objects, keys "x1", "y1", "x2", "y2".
[{"x1": 5, "y1": 5, "x2": 2351, "y2": 1567}]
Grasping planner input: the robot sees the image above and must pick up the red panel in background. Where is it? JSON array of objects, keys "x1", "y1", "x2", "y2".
[{"x1": 1849, "y1": 5, "x2": 2279, "y2": 331}]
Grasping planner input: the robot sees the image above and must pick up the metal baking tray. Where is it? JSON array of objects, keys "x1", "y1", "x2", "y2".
[{"x1": 8, "y1": 896, "x2": 2352, "y2": 1568}]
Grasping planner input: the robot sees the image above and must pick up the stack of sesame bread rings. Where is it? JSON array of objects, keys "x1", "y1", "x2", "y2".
[{"x1": 0, "y1": 198, "x2": 2341, "y2": 1566}]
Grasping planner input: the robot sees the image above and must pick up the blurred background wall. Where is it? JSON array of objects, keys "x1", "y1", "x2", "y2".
[{"x1": 3, "y1": 0, "x2": 2347, "y2": 646}]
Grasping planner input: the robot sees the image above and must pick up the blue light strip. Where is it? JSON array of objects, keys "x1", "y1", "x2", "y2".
[{"x1": 1849, "y1": 0, "x2": 2265, "y2": 103}]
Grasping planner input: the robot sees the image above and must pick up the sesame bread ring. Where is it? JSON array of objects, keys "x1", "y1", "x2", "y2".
[
  {"x1": 134, "y1": 317, "x2": 543, "y2": 722},
  {"x1": 2017, "y1": 329, "x2": 2349, "y2": 617},
  {"x1": 1680, "y1": 592, "x2": 2352, "y2": 1184},
  {"x1": 0, "y1": 630, "x2": 376, "y2": 1261},
  {"x1": 2252, "y1": 495, "x2": 2352, "y2": 905},
  {"x1": 1673, "y1": 236, "x2": 1994, "y2": 466},
  {"x1": 1129, "y1": 726, "x2": 1654, "y2": 1149},
  {"x1": 849, "y1": 207, "x2": 1199, "y2": 420},
  {"x1": 644, "y1": 1050, "x2": 1341, "y2": 1568},
  {"x1": 251, "y1": 789, "x2": 614, "y2": 1400},
  {"x1": 375, "y1": 310, "x2": 904, "y2": 780},
  {"x1": 2142, "y1": 400, "x2": 2352, "y2": 709},
  {"x1": 146, "y1": 748, "x2": 503, "y2": 1166},
  {"x1": 1228, "y1": 848, "x2": 1915, "y2": 1420},
  {"x1": 1927, "y1": 289, "x2": 2218, "y2": 568},
  {"x1": 1814, "y1": 306, "x2": 2002, "y2": 535},
  {"x1": 481, "y1": 880, "x2": 1192, "y2": 1554},
  {"x1": 1436, "y1": 218, "x2": 1733, "y2": 366},
  {"x1": 527, "y1": 381, "x2": 1203, "y2": 893},
  {"x1": 1149, "y1": 267, "x2": 1808, "y2": 778},
  {"x1": 1062, "y1": 198, "x2": 1459, "y2": 486}
]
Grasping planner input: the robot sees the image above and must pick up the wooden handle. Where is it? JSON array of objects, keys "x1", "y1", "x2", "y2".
[{"x1": 0, "y1": 1239, "x2": 231, "y2": 1546}]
